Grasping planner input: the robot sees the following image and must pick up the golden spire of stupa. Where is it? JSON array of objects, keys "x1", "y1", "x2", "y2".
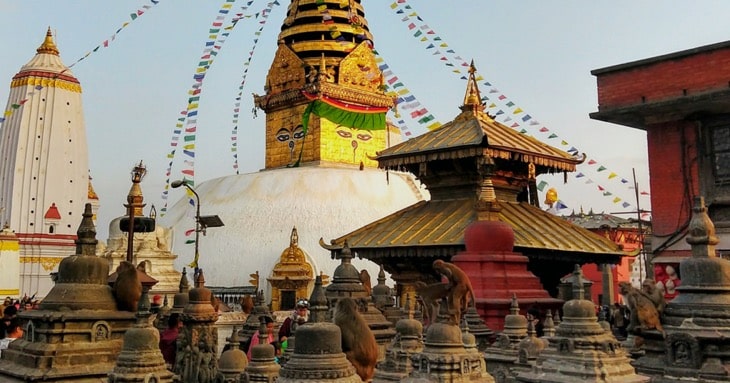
[
  {"x1": 460, "y1": 60, "x2": 486, "y2": 114},
  {"x1": 36, "y1": 27, "x2": 60, "y2": 56}
]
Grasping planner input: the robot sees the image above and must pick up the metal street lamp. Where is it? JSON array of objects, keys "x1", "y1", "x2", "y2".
[{"x1": 171, "y1": 180, "x2": 224, "y2": 269}]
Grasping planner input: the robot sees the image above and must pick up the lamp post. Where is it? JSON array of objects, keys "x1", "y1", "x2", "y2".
[{"x1": 171, "y1": 180, "x2": 224, "y2": 269}]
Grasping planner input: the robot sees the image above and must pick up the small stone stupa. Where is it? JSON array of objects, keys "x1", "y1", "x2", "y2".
[
  {"x1": 516, "y1": 265, "x2": 648, "y2": 383},
  {"x1": 373, "y1": 297, "x2": 424, "y2": 382},
  {"x1": 402, "y1": 302, "x2": 495, "y2": 382},
  {"x1": 634, "y1": 196, "x2": 730, "y2": 382},
  {"x1": 484, "y1": 295, "x2": 529, "y2": 382},
  {"x1": 108, "y1": 289, "x2": 174, "y2": 382},
  {"x1": 244, "y1": 315, "x2": 281, "y2": 382},
  {"x1": 372, "y1": 265, "x2": 401, "y2": 326},
  {"x1": 238, "y1": 289, "x2": 273, "y2": 353},
  {"x1": 278, "y1": 275, "x2": 361, "y2": 382},
  {"x1": 0, "y1": 203, "x2": 137, "y2": 381},
  {"x1": 217, "y1": 326, "x2": 249, "y2": 382},
  {"x1": 323, "y1": 240, "x2": 396, "y2": 359},
  {"x1": 174, "y1": 268, "x2": 219, "y2": 383}
]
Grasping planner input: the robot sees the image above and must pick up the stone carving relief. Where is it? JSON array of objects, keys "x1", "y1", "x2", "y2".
[
  {"x1": 92, "y1": 321, "x2": 110, "y2": 342},
  {"x1": 666, "y1": 333, "x2": 701, "y2": 369}
]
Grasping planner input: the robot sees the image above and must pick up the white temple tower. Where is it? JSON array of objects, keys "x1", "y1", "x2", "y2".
[{"x1": 0, "y1": 28, "x2": 92, "y2": 298}]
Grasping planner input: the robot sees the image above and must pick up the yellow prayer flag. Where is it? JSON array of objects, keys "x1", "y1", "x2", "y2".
[
  {"x1": 222, "y1": 3, "x2": 233, "y2": 9},
  {"x1": 608, "y1": 172, "x2": 617, "y2": 179},
  {"x1": 561, "y1": 140, "x2": 568, "y2": 146},
  {"x1": 440, "y1": 43, "x2": 448, "y2": 47},
  {"x1": 513, "y1": 107, "x2": 523, "y2": 114},
  {"x1": 3, "y1": 110, "x2": 11, "y2": 116},
  {"x1": 166, "y1": 153, "x2": 174, "y2": 158},
  {"x1": 475, "y1": 75, "x2": 484, "y2": 81},
  {"x1": 188, "y1": 103, "x2": 199, "y2": 110},
  {"x1": 409, "y1": 12, "x2": 417, "y2": 16},
  {"x1": 390, "y1": 2, "x2": 398, "y2": 9},
  {"x1": 184, "y1": 144, "x2": 195, "y2": 150},
  {"x1": 397, "y1": 89, "x2": 409, "y2": 95},
  {"x1": 195, "y1": 67, "x2": 206, "y2": 73},
  {"x1": 612, "y1": 197, "x2": 621, "y2": 203}
]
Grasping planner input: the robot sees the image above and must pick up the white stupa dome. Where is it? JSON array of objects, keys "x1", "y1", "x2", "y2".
[{"x1": 160, "y1": 166, "x2": 427, "y2": 298}]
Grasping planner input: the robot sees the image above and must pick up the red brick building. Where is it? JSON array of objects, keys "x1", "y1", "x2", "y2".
[{"x1": 590, "y1": 41, "x2": 730, "y2": 298}]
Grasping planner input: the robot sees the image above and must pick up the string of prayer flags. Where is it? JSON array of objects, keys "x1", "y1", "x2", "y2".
[
  {"x1": 0, "y1": 0, "x2": 162, "y2": 125},
  {"x1": 231, "y1": 0, "x2": 280, "y2": 174},
  {"x1": 162, "y1": 0, "x2": 263, "y2": 216}
]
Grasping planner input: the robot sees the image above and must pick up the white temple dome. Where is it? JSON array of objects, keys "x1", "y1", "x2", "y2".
[{"x1": 160, "y1": 166, "x2": 427, "y2": 297}]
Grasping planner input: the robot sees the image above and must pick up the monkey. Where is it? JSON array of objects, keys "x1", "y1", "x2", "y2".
[
  {"x1": 113, "y1": 261, "x2": 142, "y2": 312},
  {"x1": 334, "y1": 297, "x2": 378, "y2": 382},
  {"x1": 360, "y1": 269, "x2": 372, "y2": 296},
  {"x1": 240, "y1": 294, "x2": 254, "y2": 314},
  {"x1": 641, "y1": 278, "x2": 666, "y2": 315},
  {"x1": 432, "y1": 259, "x2": 475, "y2": 325},
  {"x1": 414, "y1": 281, "x2": 450, "y2": 326},
  {"x1": 619, "y1": 281, "x2": 664, "y2": 337}
]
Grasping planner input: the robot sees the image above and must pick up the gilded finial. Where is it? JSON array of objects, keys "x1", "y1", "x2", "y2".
[
  {"x1": 37, "y1": 27, "x2": 60, "y2": 56},
  {"x1": 460, "y1": 59, "x2": 485, "y2": 114}
]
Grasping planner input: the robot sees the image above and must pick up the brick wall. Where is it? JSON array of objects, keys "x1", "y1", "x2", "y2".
[{"x1": 595, "y1": 47, "x2": 730, "y2": 110}]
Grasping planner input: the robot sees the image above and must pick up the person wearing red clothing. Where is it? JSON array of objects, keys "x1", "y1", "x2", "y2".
[{"x1": 159, "y1": 313, "x2": 182, "y2": 370}]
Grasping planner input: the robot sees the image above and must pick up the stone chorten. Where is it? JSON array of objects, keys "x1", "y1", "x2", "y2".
[
  {"x1": 634, "y1": 196, "x2": 730, "y2": 382},
  {"x1": 373, "y1": 301, "x2": 425, "y2": 382},
  {"x1": 516, "y1": 265, "x2": 648, "y2": 383},
  {"x1": 108, "y1": 289, "x2": 174, "y2": 382},
  {"x1": 484, "y1": 295, "x2": 529, "y2": 383},
  {"x1": 402, "y1": 303, "x2": 494, "y2": 382},
  {"x1": 0, "y1": 203, "x2": 137, "y2": 382},
  {"x1": 217, "y1": 326, "x2": 249, "y2": 382},
  {"x1": 244, "y1": 316, "x2": 281, "y2": 382},
  {"x1": 174, "y1": 268, "x2": 219, "y2": 383},
  {"x1": 372, "y1": 264, "x2": 401, "y2": 326},
  {"x1": 278, "y1": 275, "x2": 361, "y2": 382},
  {"x1": 323, "y1": 240, "x2": 396, "y2": 359},
  {"x1": 238, "y1": 290, "x2": 273, "y2": 353},
  {"x1": 462, "y1": 304, "x2": 494, "y2": 352}
]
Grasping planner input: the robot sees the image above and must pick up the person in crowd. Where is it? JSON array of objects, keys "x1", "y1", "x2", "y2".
[
  {"x1": 0, "y1": 317, "x2": 23, "y2": 357},
  {"x1": 278, "y1": 299, "x2": 309, "y2": 345},
  {"x1": 159, "y1": 313, "x2": 182, "y2": 370},
  {"x1": 247, "y1": 315, "x2": 275, "y2": 361},
  {"x1": 0, "y1": 305, "x2": 18, "y2": 339}
]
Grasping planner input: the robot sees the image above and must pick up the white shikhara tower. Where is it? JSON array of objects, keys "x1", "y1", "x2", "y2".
[{"x1": 0, "y1": 29, "x2": 94, "y2": 298}]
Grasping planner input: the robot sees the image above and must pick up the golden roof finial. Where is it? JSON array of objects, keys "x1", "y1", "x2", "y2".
[
  {"x1": 460, "y1": 60, "x2": 485, "y2": 114},
  {"x1": 37, "y1": 27, "x2": 60, "y2": 56}
]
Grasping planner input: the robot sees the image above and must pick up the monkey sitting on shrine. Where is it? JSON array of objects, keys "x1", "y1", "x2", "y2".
[
  {"x1": 414, "y1": 281, "x2": 450, "y2": 326},
  {"x1": 619, "y1": 281, "x2": 664, "y2": 337},
  {"x1": 113, "y1": 261, "x2": 142, "y2": 312},
  {"x1": 433, "y1": 259, "x2": 475, "y2": 325},
  {"x1": 334, "y1": 297, "x2": 378, "y2": 382}
]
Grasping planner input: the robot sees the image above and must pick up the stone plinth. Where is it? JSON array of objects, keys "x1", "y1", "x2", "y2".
[
  {"x1": 278, "y1": 276, "x2": 361, "y2": 383},
  {"x1": 0, "y1": 204, "x2": 137, "y2": 382},
  {"x1": 451, "y1": 219, "x2": 562, "y2": 331},
  {"x1": 516, "y1": 265, "x2": 648, "y2": 383},
  {"x1": 634, "y1": 197, "x2": 730, "y2": 382},
  {"x1": 325, "y1": 242, "x2": 396, "y2": 360}
]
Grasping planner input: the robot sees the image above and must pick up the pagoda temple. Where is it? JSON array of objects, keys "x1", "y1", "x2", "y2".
[{"x1": 325, "y1": 63, "x2": 626, "y2": 310}]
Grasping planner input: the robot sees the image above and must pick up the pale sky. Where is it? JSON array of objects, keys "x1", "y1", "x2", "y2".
[{"x1": 2, "y1": 1, "x2": 730, "y2": 240}]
